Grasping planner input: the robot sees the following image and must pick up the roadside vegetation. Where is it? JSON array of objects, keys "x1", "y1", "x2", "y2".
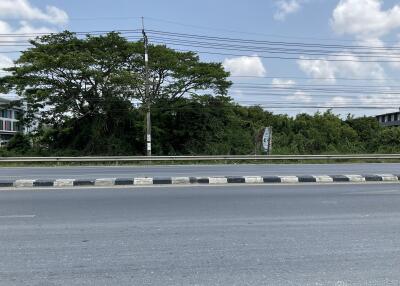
[
  {"x1": 1, "y1": 99, "x2": 398, "y2": 157},
  {"x1": 1, "y1": 31, "x2": 399, "y2": 157}
]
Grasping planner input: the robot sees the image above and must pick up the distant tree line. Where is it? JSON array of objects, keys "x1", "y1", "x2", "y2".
[{"x1": 0, "y1": 31, "x2": 398, "y2": 156}]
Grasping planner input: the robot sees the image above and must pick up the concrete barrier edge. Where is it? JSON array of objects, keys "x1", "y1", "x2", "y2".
[{"x1": 1, "y1": 174, "x2": 399, "y2": 188}]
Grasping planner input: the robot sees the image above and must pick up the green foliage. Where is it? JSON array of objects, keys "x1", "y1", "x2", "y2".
[
  {"x1": 150, "y1": 95, "x2": 255, "y2": 155},
  {"x1": 6, "y1": 133, "x2": 31, "y2": 153},
  {"x1": 1, "y1": 31, "x2": 231, "y2": 128},
  {"x1": 376, "y1": 128, "x2": 400, "y2": 153},
  {"x1": 0, "y1": 95, "x2": 396, "y2": 156},
  {"x1": 346, "y1": 116, "x2": 381, "y2": 152},
  {"x1": 0, "y1": 31, "x2": 231, "y2": 155}
]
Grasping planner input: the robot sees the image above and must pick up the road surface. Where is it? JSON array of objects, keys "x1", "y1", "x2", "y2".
[
  {"x1": 1, "y1": 184, "x2": 400, "y2": 285},
  {"x1": 1, "y1": 162, "x2": 400, "y2": 180}
]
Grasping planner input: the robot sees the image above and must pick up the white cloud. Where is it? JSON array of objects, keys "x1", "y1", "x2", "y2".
[
  {"x1": 357, "y1": 37, "x2": 385, "y2": 48},
  {"x1": 297, "y1": 56, "x2": 336, "y2": 82},
  {"x1": 0, "y1": 21, "x2": 14, "y2": 73},
  {"x1": 0, "y1": 19, "x2": 55, "y2": 38},
  {"x1": 331, "y1": 1, "x2": 400, "y2": 72},
  {"x1": 272, "y1": 78, "x2": 312, "y2": 104},
  {"x1": 327, "y1": 96, "x2": 353, "y2": 106},
  {"x1": 223, "y1": 55, "x2": 266, "y2": 77},
  {"x1": 358, "y1": 84, "x2": 400, "y2": 106},
  {"x1": 331, "y1": 0, "x2": 400, "y2": 37},
  {"x1": 0, "y1": 55, "x2": 13, "y2": 70},
  {"x1": 374, "y1": 36, "x2": 400, "y2": 70},
  {"x1": 297, "y1": 53, "x2": 385, "y2": 82},
  {"x1": 0, "y1": 19, "x2": 57, "y2": 61},
  {"x1": 15, "y1": 21, "x2": 55, "y2": 35},
  {"x1": 0, "y1": 0, "x2": 68, "y2": 25},
  {"x1": 274, "y1": 0, "x2": 301, "y2": 21},
  {"x1": 271, "y1": 78, "x2": 296, "y2": 87},
  {"x1": 273, "y1": 78, "x2": 310, "y2": 103},
  {"x1": 0, "y1": 0, "x2": 68, "y2": 101},
  {"x1": 334, "y1": 54, "x2": 385, "y2": 80},
  {"x1": 0, "y1": 20, "x2": 14, "y2": 42},
  {"x1": 285, "y1": 90, "x2": 312, "y2": 103},
  {"x1": 359, "y1": 93, "x2": 400, "y2": 115}
]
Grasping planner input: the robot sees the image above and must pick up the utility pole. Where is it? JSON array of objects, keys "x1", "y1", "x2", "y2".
[{"x1": 142, "y1": 17, "x2": 151, "y2": 156}]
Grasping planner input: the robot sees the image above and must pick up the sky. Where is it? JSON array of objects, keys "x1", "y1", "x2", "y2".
[{"x1": 2, "y1": 0, "x2": 400, "y2": 116}]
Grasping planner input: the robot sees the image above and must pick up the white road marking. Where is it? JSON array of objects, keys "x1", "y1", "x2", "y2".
[{"x1": 0, "y1": 215, "x2": 36, "y2": 219}]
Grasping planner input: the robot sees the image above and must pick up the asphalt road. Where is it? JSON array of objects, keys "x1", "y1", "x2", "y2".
[
  {"x1": 1, "y1": 184, "x2": 400, "y2": 285},
  {"x1": 1, "y1": 163, "x2": 400, "y2": 180}
]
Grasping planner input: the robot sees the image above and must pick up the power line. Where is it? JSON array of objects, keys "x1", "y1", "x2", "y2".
[
  {"x1": 145, "y1": 36, "x2": 400, "y2": 60},
  {"x1": 68, "y1": 16, "x2": 142, "y2": 21},
  {"x1": 228, "y1": 75, "x2": 394, "y2": 82},
  {"x1": 0, "y1": 29, "x2": 141, "y2": 38},
  {"x1": 25, "y1": 14, "x2": 392, "y2": 48},
  {"x1": 168, "y1": 47, "x2": 400, "y2": 63},
  {"x1": 2, "y1": 28, "x2": 400, "y2": 63},
  {"x1": 1, "y1": 27, "x2": 400, "y2": 111},
  {"x1": 0, "y1": 27, "x2": 399, "y2": 51},
  {"x1": 144, "y1": 17, "x2": 400, "y2": 45},
  {"x1": 233, "y1": 82, "x2": 400, "y2": 88},
  {"x1": 146, "y1": 30, "x2": 400, "y2": 51},
  {"x1": 0, "y1": 50, "x2": 22, "y2": 53},
  {"x1": 231, "y1": 86, "x2": 400, "y2": 95}
]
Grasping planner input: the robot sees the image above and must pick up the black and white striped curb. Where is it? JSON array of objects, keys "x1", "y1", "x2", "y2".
[{"x1": 1, "y1": 174, "x2": 400, "y2": 188}]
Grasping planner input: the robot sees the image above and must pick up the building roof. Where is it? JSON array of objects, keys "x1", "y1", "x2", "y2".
[
  {"x1": 375, "y1": 110, "x2": 400, "y2": 117},
  {"x1": 0, "y1": 95, "x2": 23, "y2": 110},
  {"x1": 0, "y1": 96, "x2": 12, "y2": 104}
]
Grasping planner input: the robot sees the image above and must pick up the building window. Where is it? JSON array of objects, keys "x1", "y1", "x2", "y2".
[
  {"x1": 12, "y1": 122, "x2": 18, "y2": 131},
  {"x1": 389, "y1": 115, "x2": 392, "y2": 122},
  {"x1": 0, "y1": 120, "x2": 3, "y2": 130},
  {"x1": 395, "y1": 114, "x2": 398, "y2": 121},
  {"x1": 4, "y1": 121, "x2": 11, "y2": 131},
  {"x1": 0, "y1": 109, "x2": 13, "y2": 119}
]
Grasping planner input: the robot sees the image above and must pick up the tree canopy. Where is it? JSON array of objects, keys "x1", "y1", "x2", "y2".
[
  {"x1": 1, "y1": 31, "x2": 231, "y2": 126},
  {"x1": 0, "y1": 31, "x2": 231, "y2": 154}
]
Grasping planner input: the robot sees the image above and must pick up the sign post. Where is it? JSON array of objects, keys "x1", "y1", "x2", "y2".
[{"x1": 262, "y1": 127, "x2": 272, "y2": 155}]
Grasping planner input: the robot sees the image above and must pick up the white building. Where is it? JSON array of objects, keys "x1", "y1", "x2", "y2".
[
  {"x1": 376, "y1": 111, "x2": 400, "y2": 127},
  {"x1": 0, "y1": 97, "x2": 22, "y2": 146}
]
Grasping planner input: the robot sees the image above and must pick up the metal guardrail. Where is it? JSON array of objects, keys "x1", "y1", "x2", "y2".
[{"x1": 1, "y1": 154, "x2": 400, "y2": 163}]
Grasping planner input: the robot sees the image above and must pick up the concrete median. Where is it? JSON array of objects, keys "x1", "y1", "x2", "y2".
[{"x1": 0, "y1": 174, "x2": 399, "y2": 188}]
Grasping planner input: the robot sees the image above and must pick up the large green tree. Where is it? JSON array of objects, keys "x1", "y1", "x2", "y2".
[
  {"x1": 0, "y1": 31, "x2": 231, "y2": 154},
  {"x1": 1, "y1": 31, "x2": 230, "y2": 124}
]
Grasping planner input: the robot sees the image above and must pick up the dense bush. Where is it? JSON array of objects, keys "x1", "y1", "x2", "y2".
[
  {"x1": 6, "y1": 133, "x2": 31, "y2": 154},
  {"x1": 3, "y1": 95, "x2": 397, "y2": 156}
]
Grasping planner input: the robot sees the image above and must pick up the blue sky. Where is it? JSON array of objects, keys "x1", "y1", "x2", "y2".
[{"x1": 2, "y1": 0, "x2": 400, "y2": 116}]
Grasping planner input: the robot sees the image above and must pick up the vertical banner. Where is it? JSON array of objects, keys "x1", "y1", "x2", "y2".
[{"x1": 262, "y1": 127, "x2": 272, "y2": 154}]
